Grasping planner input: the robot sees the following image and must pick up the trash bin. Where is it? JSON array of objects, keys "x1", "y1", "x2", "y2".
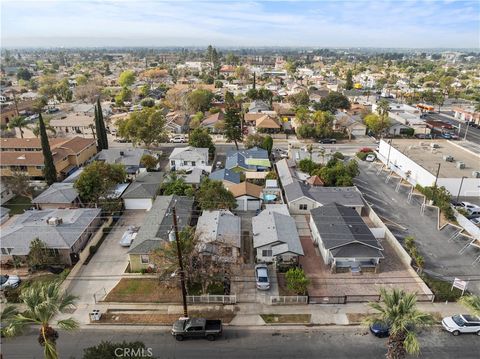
[{"x1": 89, "y1": 309, "x2": 101, "y2": 321}]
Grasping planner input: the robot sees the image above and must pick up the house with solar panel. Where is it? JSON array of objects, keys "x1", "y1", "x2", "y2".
[{"x1": 225, "y1": 147, "x2": 271, "y2": 173}]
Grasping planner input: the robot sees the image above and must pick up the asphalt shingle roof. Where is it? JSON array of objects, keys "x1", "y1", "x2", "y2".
[
  {"x1": 196, "y1": 210, "x2": 241, "y2": 248},
  {"x1": 310, "y1": 203, "x2": 383, "y2": 258},
  {"x1": 33, "y1": 183, "x2": 79, "y2": 204},
  {"x1": 128, "y1": 195, "x2": 193, "y2": 255},
  {"x1": 121, "y1": 172, "x2": 164, "y2": 199},
  {"x1": 209, "y1": 169, "x2": 241, "y2": 184}
]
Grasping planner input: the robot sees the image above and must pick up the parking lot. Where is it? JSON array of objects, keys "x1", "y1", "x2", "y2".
[
  {"x1": 354, "y1": 161, "x2": 480, "y2": 295},
  {"x1": 68, "y1": 210, "x2": 147, "y2": 304}
]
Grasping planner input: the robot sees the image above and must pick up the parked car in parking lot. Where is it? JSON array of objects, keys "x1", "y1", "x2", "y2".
[
  {"x1": 458, "y1": 202, "x2": 480, "y2": 211},
  {"x1": 365, "y1": 154, "x2": 376, "y2": 162},
  {"x1": 442, "y1": 314, "x2": 480, "y2": 336},
  {"x1": 470, "y1": 217, "x2": 480, "y2": 226},
  {"x1": 255, "y1": 264, "x2": 270, "y2": 290},
  {"x1": 0, "y1": 275, "x2": 21, "y2": 290}
]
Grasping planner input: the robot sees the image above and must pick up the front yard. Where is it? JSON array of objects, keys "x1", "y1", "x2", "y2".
[{"x1": 104, "y1": 278, "x2": 182, "y2": 303}]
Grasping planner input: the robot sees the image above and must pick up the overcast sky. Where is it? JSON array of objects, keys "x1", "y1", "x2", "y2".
[{"x1": 1, "y1": 0, "x2": 479, "y2": 48}]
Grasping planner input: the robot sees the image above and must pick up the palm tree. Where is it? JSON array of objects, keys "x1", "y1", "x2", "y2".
[
  {"x1": 8, "y1": 115, "x2": 29, "y2": 138},
  {"x1": 459, "y1": 295, "x2": 480, "y2": 317},
  {"x1": 30, "y1": 116, "x2": 57, "y2": 138},
  {"x1": 4, "y1": 280, "x2": 79, "y2": 359},
  {"x1": 365, "y1": 288, "x2": 434, "y2": 359}
]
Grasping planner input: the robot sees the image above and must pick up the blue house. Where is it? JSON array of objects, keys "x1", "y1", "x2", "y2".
[{"x1": 225, "y1": 147, "x2": 271, "y2": 172}]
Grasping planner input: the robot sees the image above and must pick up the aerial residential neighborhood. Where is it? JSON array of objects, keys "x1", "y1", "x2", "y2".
[{"x1": 1, "y1": 1, "x2": 480, "y2": 358}]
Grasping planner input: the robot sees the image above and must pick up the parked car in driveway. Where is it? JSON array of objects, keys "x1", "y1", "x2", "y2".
[
  {"x1": 0, "y1": 275, "x2": 21, "y2": 290},
  {"x1": 442, "y1": 315, "x2": 480, "y2": 336},
  {"x1": 170, "y1": 135, "x2": 187, "y2": 143},
  {"x1": 255, "y1": 264, "x2": 270, "y2": 290},
  {"x1": 119, "y1": 226, "x2": 139, "y2": 247},
  {"x1": 365, "y1": 154, "x2": 376, "y2": 162}
]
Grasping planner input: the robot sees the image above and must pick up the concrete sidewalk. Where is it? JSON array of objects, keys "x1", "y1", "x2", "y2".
[{"x1": 60, "y1": 301, "x2": 465, "y2": 328}]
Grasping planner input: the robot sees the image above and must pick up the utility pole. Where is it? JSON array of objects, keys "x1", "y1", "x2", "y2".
[
  {"x1": 456, "y1": 176, "x2": 467, "y2": 202},
  {"x1": 434, "y1": 163, "x2": 441, "y2": 188},
  {"x1": 172, "y1": 206, "x2": 188, "y2": 318},
  {"x1": 463, "y1": 121, "x2": 469, "y2": 141}
]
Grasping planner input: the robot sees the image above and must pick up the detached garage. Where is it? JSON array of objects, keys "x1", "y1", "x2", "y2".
[
  {"x1": 122, "y1": 172, "x2": 164, "y2": 211},
  {"x1": 227, "y1": 182, "x2": 263, "y2": 212}
]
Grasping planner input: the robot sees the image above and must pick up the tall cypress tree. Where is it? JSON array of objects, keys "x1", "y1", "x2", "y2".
[
  {"x1": 94, "y1": 98, "x2": 108, "y2": 150},
  {"x1": 39, "y1": 113, "x2": 57, "y2": 185}
]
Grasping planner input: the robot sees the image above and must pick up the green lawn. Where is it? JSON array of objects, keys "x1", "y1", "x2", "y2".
[
  {"x1": 422, "y1": 274, "x2": 464, "y2": 302},
  {"x1": 4, "y1": 196, "x2": 34, "y2": 215}
]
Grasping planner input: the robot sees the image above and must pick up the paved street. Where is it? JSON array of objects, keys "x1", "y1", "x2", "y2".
[
  {"x1": 354, "y1": 161, "x2": 480, "y2": 294},
  {"x1": 426, "y1": 112, "x2": 480, "y2": 144},
  {"x1": 2, "y1": 327, "x2": 479, "y2": 359}
]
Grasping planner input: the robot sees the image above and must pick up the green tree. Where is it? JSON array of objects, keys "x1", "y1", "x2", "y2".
[
  {"x1": 364, "y1": 113, "x2": 391, "y2": 135},
  {"x1": 244, "y1": 133, "x2": 265, "y2": 149},
  {"x1": 74, "y1": 161, "x2": 126, "y2": 205},
  {"x1": 117, "y1": 108, "x2": 167, "y2": 147},
  {"x1": 27, "y1": 238, "x2": 60, "y2": 270},
  {"x1": 188, "y1": 128, "x2": 215, "y2": 156},
  {"x1": 4, "y1": 281, "x2": 79, "y2": 359},
  {"x1": 288, "y1": 90, "x2": 310, "y2": 107},
  {"x1": 311, "y1": 111, "x2": 334, "y2": 138},
  {"x1": 285, "y1": 268, "x2": 309, "y2": 295},
  {"x1": 39, "y1": 114, "x2": 57, "y2": 185},
  {"x1": 295, "y1": 106, "x2": 311, "y2": 124},
  {"x1": 161, "y1": 174, "x2": 194, "y2": 197},
  {"x1": 298, "y1": 158, "x2": 320, "y2": 175},
  {"x1": 262, "y1": 135, "x2": 273, "y2": 155},
  {"x1": 197, "y1": 179, "x2": 237, "y2": 210},
  {"x1": 316, "y1": 92, "x2": 351, "y2": 113},
  {"x1": 115, "y1": 87, "x2": 132, "y2": 106},
  {"x1": 94, "y1": 98, "x2": 108, "y2": 150},
  {"x1": 83, "y1": 341, "x2": 155, "y2": 359},
  {"x1": 186, "y1": 89, "x2": 214, "y2": 113},
  {"x1": 30, "y1": 115, "x2": 56, "y2": 138},
  {"x1": 224, "y1": 93, "x2": 243, "y2": 149},
  {"x1": 118, "y1": 70, "x2": 136, "y2": 87},
  {"x1": 3, "y1": 172, "x2": 35, "y2": 200},
  {"x1": 17, "y1": 67, "x2": 33, "y2": 81},
  {"x1": 345, "y1": 69, "x2": 353, "y2": 90},
  {"x1": 140, "y1": 154, "x2": 159, "y2": 171},
  {"x1": 140, "y1": 97, "x2": 155, "y2": 107},
  {"x1": 459, "y1": 295, "x2": 480, "y2": 317},
  {"x1": 265, "y1": 171, "x2": 277, "y2": 180},
  {"x1": 365, "y1": 288, "x2": 434, "y2": 359},
  {"x1": 8, "y1": 115, "x2": 28, "y2": 138}
]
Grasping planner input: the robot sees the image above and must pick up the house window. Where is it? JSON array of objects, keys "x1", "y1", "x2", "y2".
[
  {"x1": 191, "y1": 161, "x2": 196, "y2": 166},
  {"x1": 299, "y1": 204, "x2": 308, "y2": 210},
  {"x1": 183, "y1": 161, "x2": 188, "y2": 166},
  {"x1": 262, "y1": 249, "x2": 273, "y2": 257},
  {"x1": 170, "y1": 160, "x2": 175, "y2": 166},
  {"x1": 141, "y1": 255, "x2": 149, "y2": 264},
  {"x1": 1, "y1": 248, "x2": 8, "y2": 255}
]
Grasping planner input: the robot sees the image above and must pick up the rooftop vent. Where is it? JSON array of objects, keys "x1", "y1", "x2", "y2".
[
  {"x1": 46, "y1": 217, "x2": 63, "y2": 226},
  {"x1": 443, "y1": 155, "x2": 454, "y2": 162},
  {"x1": 456, "y1": 161, "x2": 466, "y2": 169}
]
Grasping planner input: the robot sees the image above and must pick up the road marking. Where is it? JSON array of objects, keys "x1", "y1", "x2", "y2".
[{"x1": 355, "y1": 178, "x2": 368, "y2": 185}]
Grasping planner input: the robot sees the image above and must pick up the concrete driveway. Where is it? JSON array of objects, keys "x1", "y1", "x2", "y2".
[
  {"x1": 68, "y1": 210, "x2": 147, "y2": 304},
  {"x1": 354, "y1": 161, "x2": 480, "y2": 295}
]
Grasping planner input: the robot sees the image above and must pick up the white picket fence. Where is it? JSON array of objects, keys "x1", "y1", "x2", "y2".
[
  {"x1": 269, "y1": 296, "x2": 308, "y2": 305},
  {"x1": 186, "y1": 294, "x2": 237, "y2": 304}
]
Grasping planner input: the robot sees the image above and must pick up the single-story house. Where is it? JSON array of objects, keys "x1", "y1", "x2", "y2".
[
  {"x1": 0, "y1": 208, "x2": 101, "y2": 266},
  {"x1": 195, "y1": 210, "x2": 241, "y2": 262},
  {"x1": 33, "y1": 183, "x2": 81, "y2": 210},
  {"x1": 175, "y1": 168, "x2": 204, "y2": 187},
  {"x1": 248, "y1": 100, "x2": 271, "y2": 113},
  {"x1": 253, "y1": 204, "x2": 304, "y2": 263},
  {"x1": 255, "y1": 114, "x2": 281, "y2": 131},
  {"x1": 121, "y1": 171, "x2": 164, "y2": 210},
  {"x1": 166, "y1": 111, "x2": 190, "y2": 134},
  {"x1": 226, "y1": 147, "x2": 271, "y2": 172},
  {"x1": 209, "y1": 168, "x2": 241, "y2": 186},
  {"x1": 309, "y1": 203, "x2": 384, "y2": 273},
  {"x1": 169, "y1": 146, "x2": 210, "y2": 173},
  {"x1": 128, "y1": 195, "x2": 194, "y2": 272},
  {"x1": 0, "y1": 207, "x2": 11, "y2": 225},
  {"x1": 201, "y1": 111, "x2": 224, "y2": 132},
  {"x1": 283, "y1": 181, "x2": 364, "y2": 215},
  {"x1": 227, "y1": 181, "x2": 263, "y2": 211},
  {"x1": 95, "y1": 148, "x2": 153, "y2": 178}
]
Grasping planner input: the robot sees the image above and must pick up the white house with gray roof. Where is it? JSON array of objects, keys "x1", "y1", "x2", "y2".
[
  {"x1": 121, "y1": 171, "x2": 164, "y2": 210},
  {"x1": 309, "y1": 203, "x2": 384, "y2": 273},
  {"x1": 252, "y1": 204, "x2": 304, "y2": 263},
  {"x1": 169, "y1": 146, "x2": 211, "y2": 173},
  {"x1": 0, "y1": 208, "x2": 101, "y2": 265},
  {"x1": 195, "y1": 210, "x2": 241, "y2": 262},
  {"x1": 95, "y1": 148, "x2": 154, "y2": 178}
]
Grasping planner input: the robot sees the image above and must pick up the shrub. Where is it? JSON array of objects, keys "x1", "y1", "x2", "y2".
[
  {"x1": 332, "y1": 152, "x2": 344, "y2": 160},
  {"x1": 356, "y1": 152, "x2": 368, "y2": 160},
  {"x1": 4, "y1": 287, "x2": 22, "y2": 303},
  {"x1": 285, "y1": 268, "x2": 309, "y2": 295},
  {"x1": 359, "y1": 147, "x2": 373, "y2": 153},
  {"x1": 59, "y1": 268, "x2": 71, "y2": 281}
]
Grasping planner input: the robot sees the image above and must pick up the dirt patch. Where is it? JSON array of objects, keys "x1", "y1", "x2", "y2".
[
  {"x1": 104, "y1": 278, "x2": 182, "y2": 303},
  {"x1": 261, "y1": 314, "x2": 311, "y2": 324},
  {"x1": 99, "y1": 310, "x2": 235, "y2": 325},
  {"x1": 346, "y1": 313, "x2": 369, "y2": 324}
]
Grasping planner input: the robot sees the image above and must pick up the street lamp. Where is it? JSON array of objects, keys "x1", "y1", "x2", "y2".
[{"x1": 456, "y1": 176, "x2": 467, "y2": 202}]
